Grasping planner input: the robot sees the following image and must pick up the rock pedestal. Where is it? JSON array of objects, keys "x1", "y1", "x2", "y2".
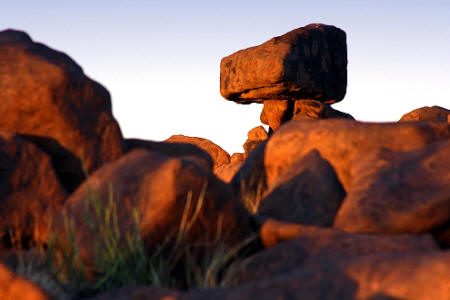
[{"x1": 221, "y1": 23, "x2": 352, "y2": 134}]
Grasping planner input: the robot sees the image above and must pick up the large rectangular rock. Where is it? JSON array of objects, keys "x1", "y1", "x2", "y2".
[{"x1": 220, "y1": 23, "x2": 347, "y2": 104}]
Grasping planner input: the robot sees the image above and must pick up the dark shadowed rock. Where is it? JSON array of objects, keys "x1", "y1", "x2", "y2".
[
  {"x1": 334, "y1": 140, "x2": 450, "y2": 239},
  {"x1": 399, "y1": 105, "x2": 450, "y2": 122},
  {"x1": 243, "y1": 126, "x2": 268, "y2": 157},
  {"x1": 125, "y1": 138, "x2": 213, "y2": 171},
  {"x1": 224, "y1": 251, "x2": 450, "y2": 300},
  {"x1": 55, "y1": 149, "x2": 253, "y2": 270},
  {"x1": 258, "y1": 150, "x2": 345, "y2": 226},
  {"x1": 292, "y1": 99, "x2": 354, "y2": 120},
  {"x1": 0, "y1": 262, "x2": 50, "y2": 300},
  {"x1": 231, "y1": 141, "x2": 268, "y2": 213},
  {"x1": 0, "y1": 29, "x2": 124, "y2": 192},
  {"x1": 220, "y1": 24, "x2": 347, "y2": 103},
  {"x1": 214, "y1": 162, "x2": 243, "y2": 183},
  {"x1": 165, "y1": 135, "x2": 230, "y2": 168},
  {"x1": 0, "y1": 132, "x2": 67, "y2": 246},
  {"x1": 234, "y1": 222, "x2": 437, "y2": 285}
]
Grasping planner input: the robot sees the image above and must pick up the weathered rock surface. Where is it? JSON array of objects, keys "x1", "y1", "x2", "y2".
[
  {"x1": 400, "y1": 105, "x2": 450, "y2": 122},
  {"x1": 125, "y1": 138, "x2": 214, "y2": 171},
  {"x1": 0, "y1": 29, "x2": 125, "y2": 192},
  {"x1": 56, "y1": 149, "x2": 253, "y2": 268},
  {"x1": 258, "y1": 150, "x2": 345, "y2": 226},
  {"x1": 260, "y1": 100, "x2": 293, "y2": 131},
  {"x1": 230, "y1": 153, "x2": 246, "y2": 163},
  {"x1": 292, "y1": 99, "x2": 354, "y2": 120},
  {"x1": 0, "y1": 132, "x2": 67, "y2": 246},
  {"x1": 92, "y1": 251, "x2": 450, "y2": 300},
  {"x1": 260, "y1": 99, "x2": 354, "y2": 132},
  {"x1": 334, "y1": 140, "x2": 450, "y2": 238},
  {"x1": 214, "y1": 162, "x2": 243, "y2": 183},
  {"x1": 220, "y1": 24, "x2": 347, "y2": 103},
  {"x1": 234, "y1": 119, "x2": 449, "y2": 199},
  {"x1": 0, "y1": 262, "x2": 50, "y2": 300},
  {"x1": 165, "y1": 135, "x2": 230, "y2": 168},
  {"x1": 235, "y1": 222, "x2": 438, "y2": 285},
  {"x1": 243, "y1": 126, "x2": 268, "y2": 157},
  {"x1": 224, "y1": 251, "x2": 450, "y2": 300}
]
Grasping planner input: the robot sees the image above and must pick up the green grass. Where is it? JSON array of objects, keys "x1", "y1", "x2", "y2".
[{"x1": 42, "y1": 183, "x2": 256, "y2": 297}]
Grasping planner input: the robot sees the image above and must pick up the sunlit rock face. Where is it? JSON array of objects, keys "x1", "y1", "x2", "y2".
[
  {"x1": 399, "y1": 105, "x2": 450, "y2": 122},
  {"x1": 220, "y1": 23, "x2": 347, "y2": 104},
  {"x1": 0, "y1": 29, "x2": 125, "y2": 192},
  {"x1": 221, "y1": 24, "x2": 349, "y2": 132}
]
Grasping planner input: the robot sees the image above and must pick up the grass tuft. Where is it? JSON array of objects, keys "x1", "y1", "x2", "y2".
[{"x1": 40, "y1": 182, "x2": 255, "y2": 297}]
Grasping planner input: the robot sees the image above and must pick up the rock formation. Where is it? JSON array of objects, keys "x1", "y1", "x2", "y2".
[
  {"x1": 399, "y1": 105, "x2": 450, "y2": 122},
  {"x1": 0, "y1": 132, "x2": 67, "y2": 246},
  {"x1": 165, "y1": 134, "x2": 230, "y2": 168},
  {"x1": 0, "y1": 29, "x2": 125, "y2": 192},
  {"x1": 0, "y1": 25, "x2": 449, "y2": 300},
  {"x1": 221, "y1": 23, "x2": 352, "y2": 132}
]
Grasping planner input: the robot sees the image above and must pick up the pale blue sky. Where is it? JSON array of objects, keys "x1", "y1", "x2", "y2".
[{"x1": 2, "y1": 1, "x2": 450, "y2": 153}]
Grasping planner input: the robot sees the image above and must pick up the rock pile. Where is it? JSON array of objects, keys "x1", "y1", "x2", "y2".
[
  {"x1": 221, "y1": 23, "x2": 353, "y2": 132},
  {"x1": 0, "y1": 25, "x2": 449, "y2": 300}
]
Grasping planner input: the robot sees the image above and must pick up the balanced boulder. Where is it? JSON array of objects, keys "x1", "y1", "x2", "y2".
[
  {"x1": 0, "y1": 29, "x2": 124, "y2": 192},
  {"x1": 220, "y1": 24, "x2": 347, "y2": 103}
]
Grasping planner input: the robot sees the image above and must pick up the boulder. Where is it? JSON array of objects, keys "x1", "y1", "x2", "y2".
[
  {"x1": 235, "y1": 221, "x2": 438, "y2": 285},
  {"x1": 399, "y1": 105, "x2": 450, "y2": 122},
  {"x1": 243, "y1": 126, "x2": 268, "y2": 156},
  {"x1": 230, "y1": 153, "x2": 246, "y2": 163},
  {"x1": 165, "y1": 135, "x2": 230, "y2": 168},
  {"x1": 258, "y1": 150, "x2": 345, "y2": 226},
  {"x1": 125, "y1": 138, "x2": 213, "y2": 171},
  {"x1": 292, "y1": 99, "x2": 354, "y2": 120},
  {"x1": 0, "y1": 132, "x2": 67, "y2": 246},
  {"x1": 214, "y1": 162, "x2": 243, "y2": 183},
  {"x1": 220, "y1": 24, "x2": 347, "y2": 103},
  {"x1": 234, "y1": 119, "x2": 449, "y2": 199},
  {"x1": 224, "y1": 251, "x2": 450, "y2": 300},
  {"x1": 91, "y1": 250, "x2": 450, "y2": 300},
  {"x1": 334, "y1": 140, "x2": 450, "y2": 238},
  {"x1": 0, "y1": 263, "x2": 50, "y2": 300},
  {"x1": 55, "y1": 149, "x2": 253, "y2": 269},
  {"x1": 259, "y1": 100, "x2": 292, "y2": 131},
  {"x1": 0, "y1": 29, "x2": 124, "y2": 192}
]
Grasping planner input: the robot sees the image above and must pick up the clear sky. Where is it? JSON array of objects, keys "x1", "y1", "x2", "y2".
[{"x1": 2, "y1": 1, "x2": 450, "y2": 154}]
